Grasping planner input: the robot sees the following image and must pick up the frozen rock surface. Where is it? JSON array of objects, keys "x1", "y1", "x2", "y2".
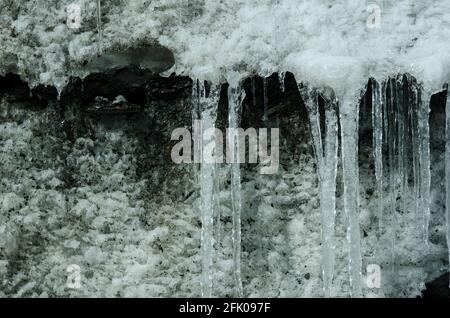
[
  {"x1": 0, "y1": 72, "x2": 448, "y2": 297},
  {"x1": 0, "y1": 1, "x2": 450, "y2": 298}
]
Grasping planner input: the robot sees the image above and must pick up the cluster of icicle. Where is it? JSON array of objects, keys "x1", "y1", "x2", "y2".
[
  {"x1": 192, "y1": 74, "x2": 449, "y2": 298},
  {"x1": 192, "y1": 80, "x2": 245, "y2": 298}
]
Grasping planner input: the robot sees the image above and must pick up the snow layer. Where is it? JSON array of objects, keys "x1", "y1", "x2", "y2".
[{"x1": 1, "y1": 0, "x2": 450, "y2": 91}]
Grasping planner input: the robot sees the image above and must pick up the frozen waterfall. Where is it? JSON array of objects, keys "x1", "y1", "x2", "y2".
[{"x1": 188, "y1": 72, "x2": 448, "y2": 298}]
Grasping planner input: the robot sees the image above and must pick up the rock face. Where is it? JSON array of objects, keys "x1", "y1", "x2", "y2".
[
  {"x1": 84, "y1": 46, "x2": 175, "y2": 75},
  {"x1": 422, "y1": 273, "x2": 450, "y2": 298},
  {"x1": 0, "y1": 73, "x2": 59, "y2": 106},
  {"x1": 0, "y1": 73, "x2": 31, "y2": 102}
]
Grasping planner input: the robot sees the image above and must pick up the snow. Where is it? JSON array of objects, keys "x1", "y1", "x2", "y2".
[{"x1": 1, "y1": 0, "x2": 449, "y2": 92}]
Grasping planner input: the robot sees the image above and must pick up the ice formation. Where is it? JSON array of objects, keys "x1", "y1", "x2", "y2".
[
  {"x1": 371, "y1": 80, "x2": 383, "y2": 235},
  {"x1": 300, "y1": 87, "x2": 339, "y2": 297},
  {"x1": 193, "y1": 81, "x2": 220, "y2": 297},
  {"x1": 96, "y1": 0, "x2": 102, "y2": 55},
  {"x1": 447, "y1": 87, "x2": 450, "y2": 283},
  {"x1": 1, "y1": 0, "x2": 450, "y2": 298},
  {"x1": 419, "y1": 91, "x2": 431, "y2": 245},
  {"x1": 263, "y1": 77, "x2": 269, "y2": 123},
  {"x1": 227, "y1": 83, "x2": 245, "y2": 297},
  {"x1": 340, "y1": 93, "x2": 363, "y2": 297}
]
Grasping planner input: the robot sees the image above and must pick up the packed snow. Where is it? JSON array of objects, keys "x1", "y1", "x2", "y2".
[{"x1": 0, "y1": 1, "x2": 449, "y2": 90}]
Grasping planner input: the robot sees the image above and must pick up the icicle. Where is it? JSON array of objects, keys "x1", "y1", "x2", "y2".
[
  {"x1": 396, "y1": 76, "x2": 408, "y2": 239},
  {"x1": 385, "y1": 77, "x2": 398, "y2": 276},
  {"x1": 445, "y1": 83, "x2": 450, "y2": 286},
  {"x1": 96, "y1": 0, "x2": 103, "y2": 55},
  {"x1": 390, "y1": 78, "x2": 398, "y2": 271},
  {"x1": 419, "y1": 88, "x2": 431, "y2": 245},
  {"x1": 263, "y1": 77, "x2": 268, "y2": 123},
  {"x1": 192, "y1": 81, "x2": 201, "y2": 187},
  {"x1": 278, "y1": 72, "x2": 286, "y2": 93},
  {"x1": 299, "y1": 86, "x2": 338, "y2": 297},
  {"x1": 56, "y1": 83, "x2": 64, "y2": 102},
  {"x1": 227, "y1": 83, "x2": 245, "y2": 297},
  {"x1": 409, "y1": 82, "x2": 420, "y2": 220},
  {"x1": 251, "y1": 77, "x2": 257, "y2": 108},
  {"x1": 339, "y1": 93, "x2": 362, "y2": 297},
  {"x1": 382, "y1": 81, "x2": 388, "y2": 148},
  {"x1": 396, "y1": 77, "x2": 404, "y2": 191},
  {"x1": 371, "y1": 79, "x2": 383, "y2": 235},
  {"x1": 195, "y1": 81, "x2": 220, "y2": 298},
  {"x1": 213, "y1": 158, "x2": 221, "y2": 252}
]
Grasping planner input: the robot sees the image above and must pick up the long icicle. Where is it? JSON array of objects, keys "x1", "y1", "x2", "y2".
[
  {"x1": 96, "y1": 0, "x2": 102, "y2": 54},
  {"x1": 371, "y1": 79, "x2": 383, "y2": 236},
  {"x1": 197, "y1": 81, "x2": 220, "y2": 298},
  {"x1": 263, "y1": 77, "x2": 269, "y2": 123},
  {"x1": 228, "y1": 84, "x2": 245, "y2": 297},
  {"x1": 445, "y1": 83, "x2": 450, "y2": 287},
  {"x1": 389, "y1": 78, "x2": 398, "y2": 276},
  {"x1": 192, "y1": 81, "x2": 201, "y2": 188},
  {"x1": 419, "y1": 87, "x2": 431, "y2": 245},
  {"x1": 399, "y1": 76, "x2": 408, "y2": 226},
  {"x1": 300, "y1": 86, "x2": 338, "y2": 297},
  {"x1": 251, "y1": 76, "x2": 257, "y2": 108},
  {"x1": 396, "y1": 76, "x2": 406, "y2": 219},
  {"x1": 409, "y1": 81, "x2": 421, "y2": 222},
  {"x1": 340, "y1": 93, "x2": 362, "y2": 297},
  {"x1": 213, "y1": 158, "x2": 222, "y2": 254},
  {"x1": 384, "y1": 78, "x2": 397, "y2": 280}
]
